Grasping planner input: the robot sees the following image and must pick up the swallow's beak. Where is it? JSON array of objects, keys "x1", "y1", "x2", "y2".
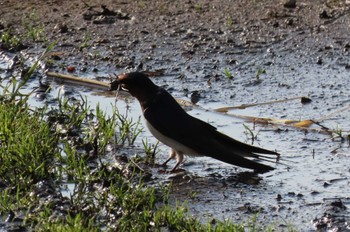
[
  {"x1": 110, "y1": 73, "x2": 129, "y2": 91},
  {"x1": 109, "y1": 79, "x2": 119, "y2": 91}
]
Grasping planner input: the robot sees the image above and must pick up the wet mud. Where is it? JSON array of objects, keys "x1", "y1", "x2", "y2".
[{"x1": 1, "y1": 0, "x2": 350, "y2": 230}]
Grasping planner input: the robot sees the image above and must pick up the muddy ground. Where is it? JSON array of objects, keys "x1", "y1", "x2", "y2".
[{"x1": 1, "y1": 0, "x2": 350, "y2": 231}]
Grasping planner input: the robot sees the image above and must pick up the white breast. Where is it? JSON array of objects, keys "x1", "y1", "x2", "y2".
[{"x1": 145, "y1": 119, "x2": 198, "y2": 156}]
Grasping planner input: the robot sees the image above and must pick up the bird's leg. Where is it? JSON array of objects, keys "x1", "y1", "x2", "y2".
[
  {"x1": 161, "y1": 148, "x2": 176, "y2": 166},
  {"x1": 170, "y1": 151, "x2": 184, "y2": 172}
]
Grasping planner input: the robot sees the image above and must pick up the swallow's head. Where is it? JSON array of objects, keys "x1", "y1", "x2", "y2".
[{"x1": 111, "y1": 72, "x2": 158, "y2": 101}]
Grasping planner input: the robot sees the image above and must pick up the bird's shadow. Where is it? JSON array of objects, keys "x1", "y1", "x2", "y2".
[
  {"x1": 166, "y1": 169, "x2": 263, "y2": 187},
  {"x1": 166, "y1": 170, "x2": 269, "y2": 204}
]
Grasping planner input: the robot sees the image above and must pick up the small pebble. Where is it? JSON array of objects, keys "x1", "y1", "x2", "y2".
[
  {"x1": 67, "y1": 66, "x2": 75, "y2": 72},
  {"x1": 276, "y1": 194, "x2": 283, "y2": 201},
  {"x1": 283, "y1": 0, "x2": 296, "y2": 8}
]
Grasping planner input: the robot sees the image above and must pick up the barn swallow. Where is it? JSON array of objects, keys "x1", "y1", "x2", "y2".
[{"x1": 111, "y1": 72, "x2": 280, "y2": 173}]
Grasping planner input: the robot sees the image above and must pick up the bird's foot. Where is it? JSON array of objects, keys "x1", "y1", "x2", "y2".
[
  {"x1": 158, "y1": 160, "x2": 183, "y2": 174},
  {"x1": 161, "y1": 157, "x2": 172, "y2": 167}
]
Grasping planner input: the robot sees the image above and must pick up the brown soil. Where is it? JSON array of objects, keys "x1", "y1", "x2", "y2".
[{"x1": 1, "y1": 0, "x2": 350, "y2": 72}]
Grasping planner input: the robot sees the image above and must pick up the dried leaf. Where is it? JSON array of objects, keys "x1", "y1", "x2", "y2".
[
  {"x1": 293, "y1": 120, "x2": 314, "y2": 128},
  {"x1": 176, "y1": 98, "x2": 195, "y2": 108},
  {"x1": 45, "y1": 71, "x2": 110, "y2": 89},
  {"x1": 215, "y1": 96, "x2": 310, "y2": 112}
]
